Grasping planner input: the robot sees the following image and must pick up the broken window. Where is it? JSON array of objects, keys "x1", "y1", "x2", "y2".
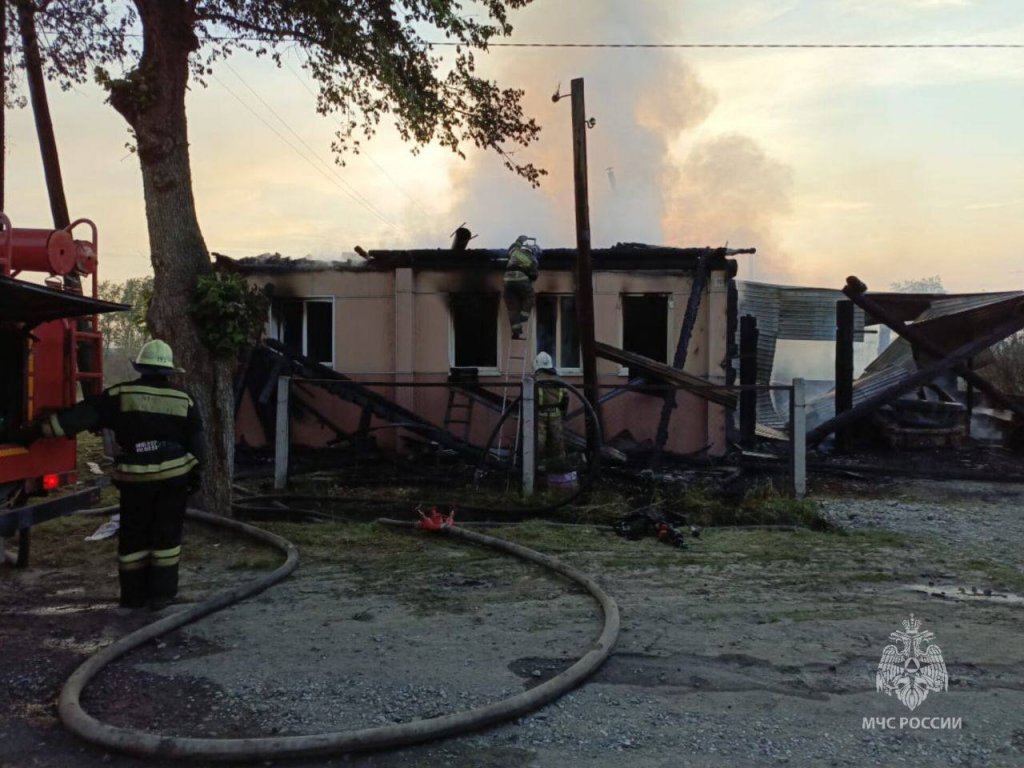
[
  {"x1": 536, "y1": 295, "x2": 581, "y2": 370},
  {"x1": 451, "y1": 293, "x2": 499, "y2": 369},
  {"x1": 270, "y1": 298, "x2": 335, "y2": 366},
  {"x1": 622, "y1": 294, "x2": 669, "y2": 374}
]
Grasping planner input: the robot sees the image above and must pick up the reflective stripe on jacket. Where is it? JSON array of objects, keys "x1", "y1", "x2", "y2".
[
  {"x1": 537, "y1": 371, "x2": 567, "y2": 410},
  {"x1": 41, "y1": 376, "x2": 205, "y2": 483}
]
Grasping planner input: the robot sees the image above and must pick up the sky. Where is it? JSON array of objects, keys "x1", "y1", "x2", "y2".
[{"x1": 3, "y1": 0, "x2": 1023, "y2": 292}]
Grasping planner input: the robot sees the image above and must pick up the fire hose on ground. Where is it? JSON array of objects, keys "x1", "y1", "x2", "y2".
[{"x1": 57, "y1": 507, "x2": 621, "y2": 762}]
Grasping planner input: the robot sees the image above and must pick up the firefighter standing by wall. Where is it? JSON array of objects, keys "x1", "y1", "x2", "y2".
[
  {"x1": 534, "y1": 352, "x2": 568, "y2": 472},
  {"x1": 503, "y1": 236, "x2": 540, "y2": 339},
  {"x1": 23, "y1": 340, "x2": 204, "y2": 609}
]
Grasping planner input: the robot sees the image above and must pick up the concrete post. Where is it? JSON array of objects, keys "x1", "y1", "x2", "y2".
[
  {"x1": 394, "y1": 267, "x2": 416, "y2": 420},
  {"x1": 274, "y1": 376, "x2": 290, "y2": 490},
  {"x1": 522, "y1": 374, "x2": 536, "y2": 498},
  {"x1": 835, "y1": 300, "x2": 855, "y2": 452},
  {"x1": 790, "y1": 377, "x2": 806, "y2": 499},
  {"x1": 705, "y1": 270, "x2": 729, "y2": 455}
]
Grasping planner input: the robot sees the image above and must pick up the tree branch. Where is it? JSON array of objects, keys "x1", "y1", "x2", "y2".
[{"x1": 193, "y1": 10, "x2": 317, "y2": 47}]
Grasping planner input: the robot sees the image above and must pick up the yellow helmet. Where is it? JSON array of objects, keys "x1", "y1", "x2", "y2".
[{"x1": 134, "y1": 339, "x2": 184, "y2": 374}]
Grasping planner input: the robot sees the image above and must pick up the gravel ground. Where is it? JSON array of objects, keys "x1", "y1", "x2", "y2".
[{"x1": 3, "y1": 476, "x2": 1024, "y2": 768}]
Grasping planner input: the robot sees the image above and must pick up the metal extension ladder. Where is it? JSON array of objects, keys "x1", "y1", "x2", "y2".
[
  {"x1": 497, "y1": 324, "x2": 532, "y2": 469},
  {"x1": 444, "y1": 368, "x2": 478, "y2": 441}
]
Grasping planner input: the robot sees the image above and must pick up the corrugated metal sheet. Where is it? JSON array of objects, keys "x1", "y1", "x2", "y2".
[
  {"x1": 737, "y1": 281, "x2": 865, "y2": 387},
  {"x1": 737, "y1": 282, "x2": 781, "y2": 383},
  {"x1": 863, "y1": 291, "x2": 1024, "y2": 326},
  {"x1": 805, "y1": 366, "x2": 911, "y2": 431},
  {"x1": 757, "y1": 388, "x2": 787, "y2": 428},
  {"x1": 863, "y1": 337, "x2": 915, "y2": 375},
  {"x1": 915, "y1": 292, "x2": 1024, "y2": 322},
  {"x1": 779, "y1": 288, "x2": 866, "y2": 340}
]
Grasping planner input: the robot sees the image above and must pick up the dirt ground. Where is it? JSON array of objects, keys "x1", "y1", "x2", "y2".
[{"x1": 2, "y1": 474, "x2": 1024, "y2": 768}]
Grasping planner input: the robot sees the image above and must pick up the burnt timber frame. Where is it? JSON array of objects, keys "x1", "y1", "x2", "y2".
[
  {"x1": 651, "y1": 251, "x2": 711, "y2": 468},
  {"x1": 806, "y1": 311, "x2": 1024, "y2": 446},
  {"x1": 739, "y1": 315, "x2": 758, "y2": 447},
  {"x1": 251, "y1": 341, "x2": 485, "y2": 459},
  {"x1": 843, "y1": 276, "x2": 1024, "y2": 424},
  {"x1": 593, "y1": 342, "x2": 737, "y2": 409}
]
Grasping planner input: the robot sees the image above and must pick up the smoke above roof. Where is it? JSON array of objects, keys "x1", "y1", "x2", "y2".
[{"x1": 444, "y1": 1, "x2": 794, "y2": 281}]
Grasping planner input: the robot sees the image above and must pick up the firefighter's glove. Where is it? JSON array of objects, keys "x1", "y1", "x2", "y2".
[
  {"x1": 12, "y1": 423, "x2": 42, "y2": 447},
  {"x1": 186, "y1": 470, "x2": 202, "y2": 496}
]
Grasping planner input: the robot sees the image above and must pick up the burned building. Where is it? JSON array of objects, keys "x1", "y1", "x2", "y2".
[{"x1": 221, "y1": 244, "x2": 744, "y2": 459}]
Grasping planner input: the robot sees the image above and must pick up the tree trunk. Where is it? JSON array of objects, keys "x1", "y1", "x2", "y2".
[{"x1": 109, "y1": 1, "x2": 233, "y2": 515}]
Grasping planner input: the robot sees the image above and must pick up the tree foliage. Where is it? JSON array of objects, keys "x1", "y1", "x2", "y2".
[
  {"x1": 987, "y1": 332, "x2": 1024, "y2": 397},
  {"x1": 4, "y1": 0, "x2": 544, "y2": 183},
  {"x1": 6, "y1": 0, "x2": 542, "y2": 513},
  {"x1": 889, "y1": 275, "x2": 946, "y2": 294},
  {"x1": 98, "y1": 275, "x2": 152, "y2": 356},
  {"x1": 188, "y1": 272, "x2": 269, "y2": 359}
]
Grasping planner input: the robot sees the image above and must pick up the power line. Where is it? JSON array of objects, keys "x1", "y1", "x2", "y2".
[
  {"x1": 280, "y1": 54, "x2": 417, "y2": 205},
  {"x1": 427, "y1": 41, "x2": 1024, "y2": 49},
  {"x1": 222, "y1": 61, "x2": 401, "y2": 230},
  {"x1": 211, "y1": 68, "x2": 402, "y2": 234},
  {"x1": 131, "y1": 32, "x2": 1024, "y2": 49}
]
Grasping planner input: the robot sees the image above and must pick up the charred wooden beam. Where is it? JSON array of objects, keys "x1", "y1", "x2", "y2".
[
  {"x1": 259, "y1": 341, "x2": 483, "y2": 459},
  {"x1": 594, "y1": 341, "x2": 737, "y2": 409},
  {"x1": 651, "y1": 251, "x2": 711, "y2": 467},
  {"x1": 807, "y1": 310, "x2": 1024, "y2": 445},
  {"x1": 835, "y1": 299, "x2": 855, "y2": 451},
  {"x1": 844, "y1": 276, "x2": 1024, "y2": 423},
  {"x1": 739, "y1": 314, "x2": 758, "y2": 447}
]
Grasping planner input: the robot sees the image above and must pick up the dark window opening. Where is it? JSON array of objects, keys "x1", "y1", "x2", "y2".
[
  {"x1": 622, "y1": 295, "x2": 668, "y2": 374},
  {"x1": 0, "y1": 330, "x2": 26, "y2": 441},
  {"x1": 306, "y1": 302, "x2": 333, "y2": 365},
  {"x1": 452, "y1": 293, "x2": 498, "y2": 368},
  {"x1": 536, "y1": 295, "x2": 580, "y2": 370},
  {"x1": 270, "y1": 298, "x2": 334, "y2": 366}
]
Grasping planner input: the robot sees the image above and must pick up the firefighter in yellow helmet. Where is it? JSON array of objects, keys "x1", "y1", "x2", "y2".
[
  {"x1": 534, "y1": 351, "x2": 568, "y2": 472},
  {"x1": 503, "y1": 236, "x2": 540, "y2": 339},
  {"x1": 26, "y1": 339, "x2": 204, "y2": 610}
]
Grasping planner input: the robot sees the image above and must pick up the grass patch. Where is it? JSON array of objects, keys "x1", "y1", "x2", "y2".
[
  {"x1": 645, "y1": 479, "x2": 830, "y2": 529},
  {"x1": 959, "y1": 558, "x2": 1024, "y2": 592},
  {"x1": 14, "y1": 514, "x2": 117, "y2": 569}
]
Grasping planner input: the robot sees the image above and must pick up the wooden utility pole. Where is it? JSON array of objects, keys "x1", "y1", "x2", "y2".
[
  {"x1": 570, "y1": 78, "x2": 601, "y2": 455},
  {"x1": 739, "y1": 314, "x2": 759, "y2": 447},
  {"x1": 16, "y1": 0, "x2": 69, "y2": 229},
  {"x1": 834, "y1": 300, "x2": 855, "y2": 451}
]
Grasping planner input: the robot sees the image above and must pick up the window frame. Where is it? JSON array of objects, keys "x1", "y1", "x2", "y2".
[
  {"x1": 268, "y1": 296, "x2": 336, "y2": 369},
  {"x1": 448, "y1": 292, "x2": 502, "y2": 375},
  {"x1": 617, "y1": 292, "x2": 674, "y2": 377},
  {"x1": 534, "y1": 293, "x2": 583, "y2": 375}
]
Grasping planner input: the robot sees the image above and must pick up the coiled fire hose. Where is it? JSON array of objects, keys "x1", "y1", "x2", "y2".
[{"x1": 58, "y1": 509, "x2": 620, "y2": 761}]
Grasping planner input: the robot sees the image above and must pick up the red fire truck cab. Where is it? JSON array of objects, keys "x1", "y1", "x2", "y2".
[{"x1": 0, "y1": 214, "x2": 128, "y2": 566}]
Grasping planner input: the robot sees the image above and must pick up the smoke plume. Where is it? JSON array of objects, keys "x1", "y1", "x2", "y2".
[{"x1": 444, "y1": 1, "x2": 793, "y2": 275}]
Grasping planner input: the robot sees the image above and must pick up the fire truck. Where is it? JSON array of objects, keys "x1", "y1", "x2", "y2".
[{"x1": 0, "y1": 214, "x2": 127, "y2": 566}]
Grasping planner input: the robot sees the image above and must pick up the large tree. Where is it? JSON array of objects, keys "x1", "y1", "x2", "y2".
[{"x1": 4, "y1": 0, "x2": 541, "y2": 513}]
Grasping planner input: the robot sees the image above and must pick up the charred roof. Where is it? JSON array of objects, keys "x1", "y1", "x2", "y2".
[{"x1": 217, "y1": 243, "x2": 752, "y2": 276}]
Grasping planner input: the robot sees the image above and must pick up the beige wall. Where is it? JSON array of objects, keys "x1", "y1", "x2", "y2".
[{"x1": 243, "y1": 264, "x2": 732, "y2": 456}]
